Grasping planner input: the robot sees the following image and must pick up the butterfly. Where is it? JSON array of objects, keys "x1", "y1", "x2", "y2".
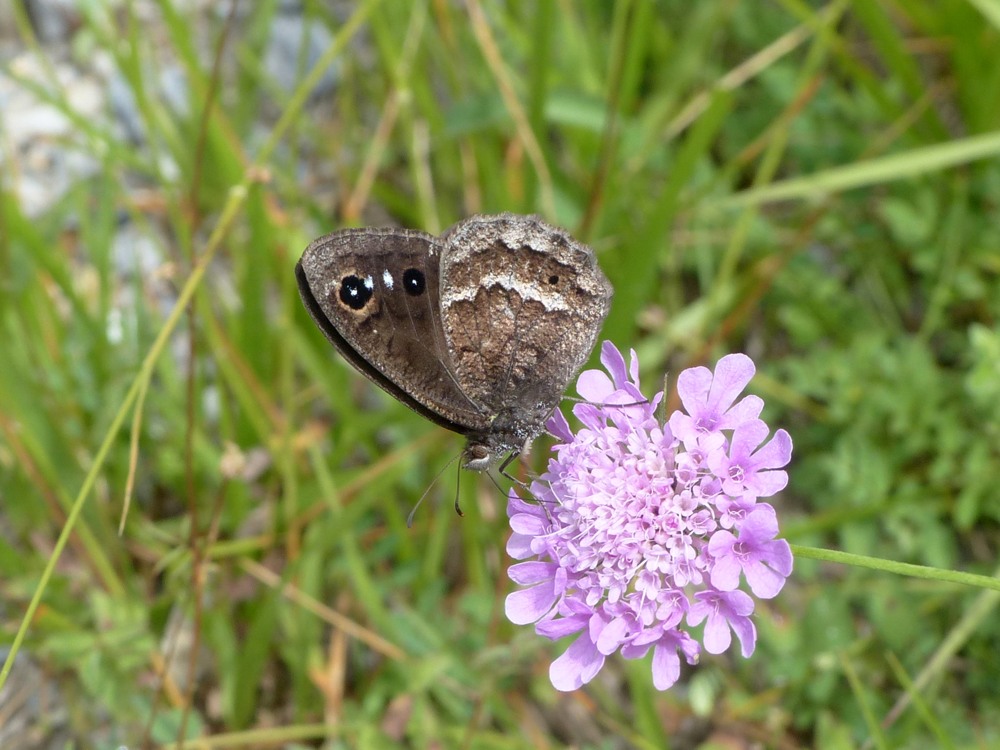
[{"x1": 296, "y1": 213, "x2": 612, "y2": 472}]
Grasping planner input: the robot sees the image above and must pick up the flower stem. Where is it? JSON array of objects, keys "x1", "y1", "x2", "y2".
[{"x1": 791, "y1": 544, "x2": 1000, "y2": 592}]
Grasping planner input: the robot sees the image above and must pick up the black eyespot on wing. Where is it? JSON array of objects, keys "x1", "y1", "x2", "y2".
[
  {"x1": 339, "y1": 275, "x2": 373, "y2": 310},
  {"x1": 548, "y1": 274, "x2": 559, "y2": 285},
  {"x1": 403, "y1": 268, "x2": 426, "y2": 296}
]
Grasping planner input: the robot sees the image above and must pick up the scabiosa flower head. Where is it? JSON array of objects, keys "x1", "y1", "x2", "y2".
[{"x1": 505, "y1": 342, "x2": 793, "y2": 692}]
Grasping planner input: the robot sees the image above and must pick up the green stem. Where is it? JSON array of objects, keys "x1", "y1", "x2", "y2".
[{"x1": 791, "y1": 544, "x2": 1000, "y2": 592}]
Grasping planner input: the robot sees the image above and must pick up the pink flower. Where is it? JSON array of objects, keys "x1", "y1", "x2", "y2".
[
  {"x1": 707, "y1": 419, "x2": 792, "y2": 498},
  {"x1": 708, "y1": 506, "x2": 793, "y2": 599},
  {"x1": 688, "y1": 588, "x2": 757, "y2": 657},
  {"x1": 669, "y1": 353, "x2": 763, "y2": 439},
  {"x1": 505, "y1": 344, "x2": 794, "y2": 691}
]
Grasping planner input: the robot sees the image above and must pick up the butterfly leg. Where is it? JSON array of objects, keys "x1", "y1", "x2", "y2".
[{"x1": 500, "y1": 451, "x2": 532, "y2": 486}]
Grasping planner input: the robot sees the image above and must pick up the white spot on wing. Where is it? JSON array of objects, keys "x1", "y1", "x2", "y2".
[
  {"x1": 382, "y1": 269, "x2": 394, "y2": 289},
  {"x1": 363, "y1": 275, "x2": 374, "y2": 290},
  {"x1": 443, "y1": 273, "x2": 569, "y2": 310}
]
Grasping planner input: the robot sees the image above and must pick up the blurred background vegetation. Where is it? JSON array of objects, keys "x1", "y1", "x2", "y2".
[{"x1": 1, "y1": 0, "x2": 999, "y2": 747}]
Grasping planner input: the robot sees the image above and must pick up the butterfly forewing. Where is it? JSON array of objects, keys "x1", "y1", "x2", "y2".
[{"x1": 296, "y1": 228, "x2": 492, "y2": 435}]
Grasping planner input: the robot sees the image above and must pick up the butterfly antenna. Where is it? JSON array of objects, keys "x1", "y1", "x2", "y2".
[
  {"x1": 407, "y1": 452, "x2": 462, "y2": 528},
  {"x1": 453, "y1": 459, "x2": 465, "y2": 517}
]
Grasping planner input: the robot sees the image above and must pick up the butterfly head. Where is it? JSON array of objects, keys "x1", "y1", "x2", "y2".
[
  {"x1": 461, "y1": 442, "x2": 494, "y2": 472},
  {"x1": 461, "y1": 421, "x2": 536, "y2": 474}
]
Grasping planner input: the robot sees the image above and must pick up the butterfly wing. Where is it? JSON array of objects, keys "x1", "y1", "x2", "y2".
[
  {"x1": 296, "y1": 227, "x2": 492, "y2": 436},
  {"x1": 438, "y1": 214, "x2": 613, "y2": 445}
]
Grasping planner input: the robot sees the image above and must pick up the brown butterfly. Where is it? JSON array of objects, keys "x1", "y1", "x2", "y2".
[{"x1": 296, "y1": 213, "x2": 612, "y2": 472}]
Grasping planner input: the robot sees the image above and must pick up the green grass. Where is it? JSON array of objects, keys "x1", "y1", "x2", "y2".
[{"x1": 2, "y1": 0, "x2": 1000, "y2": 747}]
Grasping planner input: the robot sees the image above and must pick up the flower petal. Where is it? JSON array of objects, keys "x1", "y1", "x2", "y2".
[
  {"x1": 765, "y1": 538, "x2": 794, "y2": 577},
  {"x1": 536, "y1": 614, "x2": 587, "y2": 639},
  {"x1": 577, "y1": 369, "x2": 614, "y2": 402},
  {"x1": 619, "y1": 642, "x2": 651, "y2": 660},
  {"x1": 707, "y1": 353, "x2": 755, "y2": 413},
  {"x1": 746, "y1": 469, "x2": 788, "y2": 497},
  {"x1": 505, "y1": 581, "x2": 557, "y2": 625},
  {"x1": 506, "y1": 533, "x2": 534, "y2": 560},
  {"x1": 750, "y1": 428, "x2": 793, "y2": 469},
  {"x1": 675, "y1": 366, "x2": 712, "y2": 416},
  {"x1": 550, "y1": 633, "x2": 605, "y2": 692},
  {"x1": 600, "y1": 341, "x2": 629, "y2": 388},
  {"x1": 509, "y1": 512, "x2": 546, "y2": 536},
  {"x1": 651, "y1": 639, "x2": 682, "y2": 690},
  {"x1": 628, "y1": 348, "x2": 641, "y2": 387},
  {"x1": 743, "y1": 558, "x2": 787, "y2": 599},
  {"x1": 709, "y1": 554, "x2": 741, "y2": 592},
  {"x1": 730, "y1": 612, "x2": 757, "y2": 658},
  {"x1": 730, "y1": 420, "x2": 770, "y2": 461},
  {"x1": 595, "y1": 615, "x2": 630, "y2": 655},
  {"x1": 701, "y1": 611, "x2": 733, "y2": 654},
  {"x1": 506, "y1": 492, "x2": 543, "y2": 520},
  {"x1": 722, "y1": 395, "x2": 764, "y2": 428},
  {"x1": 507, "y1": 561, "x2": 555, "y2": 585},
  {"x1": 740, "y1": 506, "x2": 778, "y2": 539},
  {"x1": 546, "y1": 407, "x2": 574, "y2": 442}
]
